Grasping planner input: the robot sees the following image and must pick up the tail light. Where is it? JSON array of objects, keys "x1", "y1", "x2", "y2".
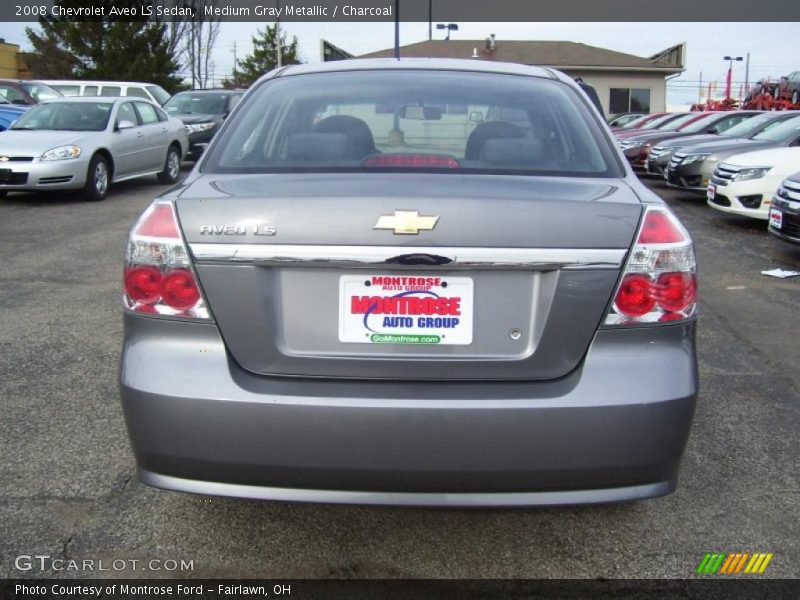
[
  {"x1": 605, "y1": 205, "x2": 697, "y2": 326},
  {"x1": 123, "y1": 201, "x2": 210, "y2": 319}
]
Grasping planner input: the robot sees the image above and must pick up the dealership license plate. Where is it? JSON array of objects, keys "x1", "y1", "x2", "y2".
[
  {"x1": 338, "y1": 274, "x2": 474, "y2": 345},
  {"x1": 707, "y1": 184, "x2": 716, "y2": 201},
  {"x1": 769, "y1": 208, "x2": 783, "y2": 229}
]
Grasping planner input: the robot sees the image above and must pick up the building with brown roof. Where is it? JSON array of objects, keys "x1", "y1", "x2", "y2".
[{"x1": 353, "y1": 37, "x2": 685, "y2": 116}]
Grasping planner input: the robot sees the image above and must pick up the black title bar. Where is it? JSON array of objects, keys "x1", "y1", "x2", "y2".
[
  {"x1": 2, "y1": 579, "x2": 800, "y2": 600},
  {"x1": 4, "y1": 0, "x2": 800, "y2": 22}
]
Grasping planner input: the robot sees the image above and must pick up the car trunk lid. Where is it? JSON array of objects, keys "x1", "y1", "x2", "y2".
[{"x1": 177, "y1": 173, "x2": 641, "y2": 380}]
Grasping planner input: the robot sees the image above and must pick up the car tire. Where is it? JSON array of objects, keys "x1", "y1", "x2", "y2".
[
  {"x1": 158, "y1": 144, "x2": 181, "y2": 184},
  {"x1": 83, "y1": 154, "x2": 110, "y2": 202}
]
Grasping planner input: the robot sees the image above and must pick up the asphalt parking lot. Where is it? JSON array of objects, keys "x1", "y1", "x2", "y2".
[{"x1": 0, "y1": 171, "x2": 798, "y2": 579}]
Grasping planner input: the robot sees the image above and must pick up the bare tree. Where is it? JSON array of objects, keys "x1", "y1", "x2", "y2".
[{"x1": 182, "y1": 0, "x2": 221, "y2": 89}]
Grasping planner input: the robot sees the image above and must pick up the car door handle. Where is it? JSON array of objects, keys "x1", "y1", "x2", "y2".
[{"x1": 136, "y1": 132, "x2": 144, "y2": 138}]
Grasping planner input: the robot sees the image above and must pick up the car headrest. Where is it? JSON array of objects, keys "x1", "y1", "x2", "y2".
[
  {"x1": 312, "y1": 115, "x2": 375, "y2": 158},
  {"x1": 287, "y1": 132, "x2": 352, "y2": 163},
  {"x1": 465, "y1": 121, "x2": 525, "y2": 160},
  {"x1": 480, "y1": 138, "x2": 545, "y2": 167}
]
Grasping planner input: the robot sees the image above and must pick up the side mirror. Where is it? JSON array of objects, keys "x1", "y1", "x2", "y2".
[
  {"x1": 116, "y1": 120, "x2": 135, "y2": 131},
  {"x1": 469, "y1": 111, "x2": 485, "y2": 123}
]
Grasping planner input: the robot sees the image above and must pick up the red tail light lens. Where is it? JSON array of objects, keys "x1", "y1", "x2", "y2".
[
  {"x1": 362, "y1": 154, "x2": 461, "y2": 168},
  {"x1": 615, "y1": 274, "x2": 655, "y2": 317},
  {"x1": 161, "y1": 270, "x2": 201, "y2": 310},
  {"x1": 637, "y1": 210, "x2": 685, "y2": 244},
  {"x1": 654, "y1": 272, "x2": 697, "y2": 312},
  {"x1": 124, "y1": 266, "x2": 162, "y2": 304}
]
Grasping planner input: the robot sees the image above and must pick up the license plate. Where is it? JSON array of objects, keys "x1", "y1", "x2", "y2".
[
  {"x1": 707, "y1": 184, "x2": 716, "y2": 201},
  {"x1": 0, "y1": 169, "x2": 11, "y2": 183},
  {"x1": 770, "y1": 208, "x2": 783, "y2": 229},
  {"x1": 339, "y1": 274, "x2": 474, "y2": 345}
]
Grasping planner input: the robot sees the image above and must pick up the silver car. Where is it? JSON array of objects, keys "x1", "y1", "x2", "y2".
[
  {"x1": 120, "y1": 59, "x2": 699, "y2": 506},
  {"x1": 0, "y1": 97, "x2": 187, "y2": 201}
]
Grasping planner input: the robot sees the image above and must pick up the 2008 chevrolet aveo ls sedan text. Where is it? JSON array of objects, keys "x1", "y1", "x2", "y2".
[{"x1": 119, "y1": 59, "x2": 699, "y2": 506}]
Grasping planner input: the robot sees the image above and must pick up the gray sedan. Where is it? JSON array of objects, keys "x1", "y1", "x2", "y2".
[
  {"x1": 0, "y1": 97, "x2": 188, "y2": 201},
  {"x1": 120, "y1": 59, "x2": 699, "y2": 506}
]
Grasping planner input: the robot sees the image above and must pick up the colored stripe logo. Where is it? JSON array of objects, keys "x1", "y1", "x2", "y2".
[{"x1": 696, "y1": 552, "x2": 773, "y2": 574}]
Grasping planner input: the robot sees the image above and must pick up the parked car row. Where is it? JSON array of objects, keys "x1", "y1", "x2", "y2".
[
  {"x1": 0, "y1": 79, "x2": 248, "y2": 201},
  {"x1": 614, "y1": 109, "x2": 800, "y2": 247},
  {"x1": 0, "y1": 97, "x2": 188, "y2": 201}
]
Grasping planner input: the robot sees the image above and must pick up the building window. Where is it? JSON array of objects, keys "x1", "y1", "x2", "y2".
[{"x1": 609, "y1": 88, "x2": 651, "y2": 113}]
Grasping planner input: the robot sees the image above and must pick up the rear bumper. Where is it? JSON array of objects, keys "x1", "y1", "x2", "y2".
[
  {"x1": 119, "y1": 315, "x2": 699, "y2": 506},
  {"x1": 140, "y1": 471, "x2": 675, "y2": 506}
]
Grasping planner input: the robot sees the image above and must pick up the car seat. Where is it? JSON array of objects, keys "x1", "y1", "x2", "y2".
[
  {"x1": 464, "y1": 121, "x2": 524, "y2": 160},
  {"x1": 312, "y1": 115, "x2": 376, "y2": 159}
]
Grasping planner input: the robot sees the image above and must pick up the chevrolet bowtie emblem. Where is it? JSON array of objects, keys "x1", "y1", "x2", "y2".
[
  {"x1": 373, "y1": 210, "x2": 439, "y2": 235},
  {"x1": 0, "y1": 156, "x2": 8, "y2": 162}
]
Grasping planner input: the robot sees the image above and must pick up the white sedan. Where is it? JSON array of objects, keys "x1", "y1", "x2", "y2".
[
  {"x1": 0, "y1": 97, "x2": 188, "y2": 201},
  {"x1": 706, "y1": 146, "x2": 800, "y2": 220}
]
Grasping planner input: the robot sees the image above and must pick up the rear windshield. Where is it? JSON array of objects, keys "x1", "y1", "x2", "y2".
[
  {"x1": 20, "y1": 82, "x2": 62, "y2": 102},
  {"x1": 202, "y1": 70, "x2": 621, "y2": 177},
  {"x1": 147, "y1": 85, "x2": 172, "y2": 105}
]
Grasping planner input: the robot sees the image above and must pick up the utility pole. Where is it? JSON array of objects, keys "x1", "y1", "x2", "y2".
[
  {"x1": 232, "y1": 41, "x2": 238, "y2": 87},
  {"x1": 394, "y1": 0, "x2": 400, "y2": 58},
  {"x1": 276, "y1": 0, "x2": 282, "y2": 68},
  {"x1": 744, "y1": 52, "x2": 750, "y2": 92},
  {"x1": 428, "y1": 0, "x2": 432, "y2": 40},
  {"x1": 698, "y1": 71, "x2": 702, "y2": 104}
]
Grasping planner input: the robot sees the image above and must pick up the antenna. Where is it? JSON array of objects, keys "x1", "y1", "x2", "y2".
[
  {"x1": 232, "y1": 41, "x2": 238, "y2": 85},
  {"x1": 394, "y1": 0, "x2": 400, "y2": 58}
]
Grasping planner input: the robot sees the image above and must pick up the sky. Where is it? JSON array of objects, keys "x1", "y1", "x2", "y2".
[{"x1": 2, "y1": 21, "x2": 798, "y2": 106}]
